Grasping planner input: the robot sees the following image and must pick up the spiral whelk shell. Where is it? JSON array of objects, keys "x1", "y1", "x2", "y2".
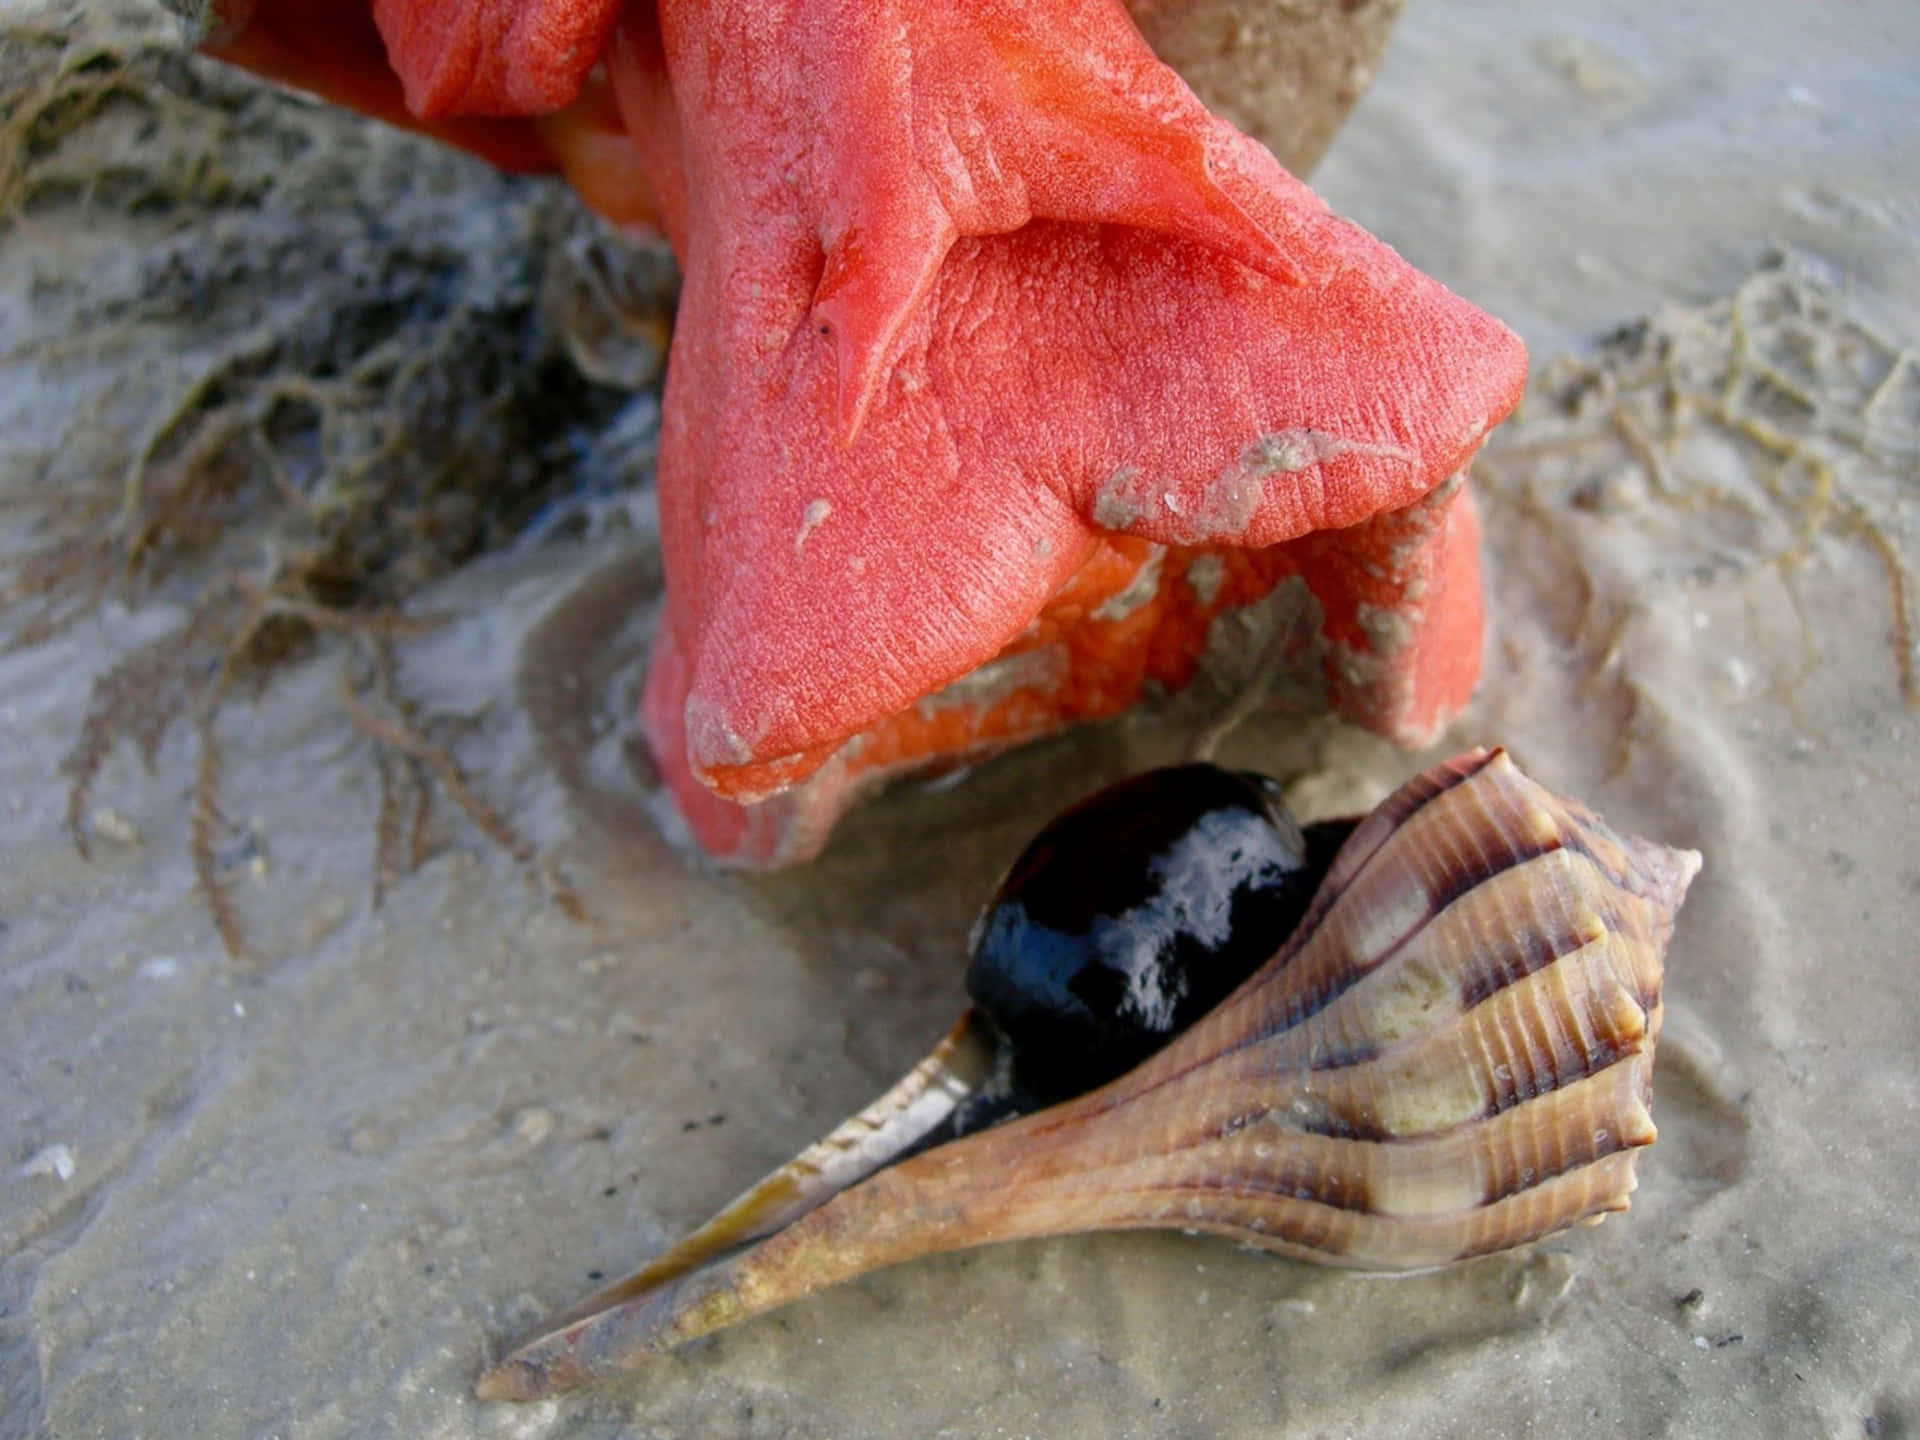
[{"x1": 478, "y1": 747, "x2": 1701, "y2": 1400}]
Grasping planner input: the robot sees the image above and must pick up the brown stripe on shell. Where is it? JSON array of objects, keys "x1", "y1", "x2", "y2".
[
  {"x1": 1450, "y1": 1149, "x2": 1645, "y2": 1260},
  {"x1": 1159, "y1": 1121, "x2": 1654, "y2": 1269},
  {"x1": 1065, "y1": 1017, "x2": 1657, "y2": 1242},
  {"x1": 1303, "y1": 748, "x2": 1499, "y2": 912},
  {"x1": 1275, "y1": 848, "x2": 1619, "y2": 1074},
  {"x1": 1232, "y1": 750, "x2": 1576, "y2": 1048},
  {"x1": 1094, "y1": 1054, "x2": 1649, "y2": 1224}
]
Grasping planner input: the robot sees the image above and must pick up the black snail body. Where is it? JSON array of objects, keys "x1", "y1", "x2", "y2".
[{"x1": 965, "y1": 764, "x2": 1352, "y2": 1106}]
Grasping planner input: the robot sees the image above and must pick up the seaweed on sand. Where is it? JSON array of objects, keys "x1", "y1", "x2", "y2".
[
  {"x1": 1, "y1": 2, "x2": 672, "y2": 957},
  {"x1": 1477, "y1": 254, "x2": 1920, "y2": 775}
]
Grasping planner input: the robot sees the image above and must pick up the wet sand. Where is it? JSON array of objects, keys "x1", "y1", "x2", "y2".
[{"x1": 3, "y1": 1, "x2": 1917, "y2": 1436}]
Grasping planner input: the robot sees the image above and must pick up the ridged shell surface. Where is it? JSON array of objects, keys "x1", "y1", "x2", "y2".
[
  {"x1": 477, "y1": 747, "x2": 1701, "y2": 1398},
  {"x1": 945, "y1": 744, "x2": 1701, "y2": 1268},
  {"x1": 737, "y1": 746, "x2": 1704, "y2": 1280}
]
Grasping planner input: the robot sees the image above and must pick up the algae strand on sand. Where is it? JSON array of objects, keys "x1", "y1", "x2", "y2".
[{"x1": 2, "y1": 2, "x2": 671, "y2": 957}]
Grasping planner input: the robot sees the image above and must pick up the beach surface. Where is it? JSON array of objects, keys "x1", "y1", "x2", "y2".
[{"x1": 3, "y1": 1, "x2": 1917, "y2": 1436}]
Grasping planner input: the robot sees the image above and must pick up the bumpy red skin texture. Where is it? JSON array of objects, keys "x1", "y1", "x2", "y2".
[
  {"x1": 189, "y1": 0, "x2": 1527, "y2": 866},
  {"x1": 613, "y1": 1, "x2": 1524, "y2": 846},
  {"x1": 644, "y1": 482, "x2": 1486, "y2": 866}
]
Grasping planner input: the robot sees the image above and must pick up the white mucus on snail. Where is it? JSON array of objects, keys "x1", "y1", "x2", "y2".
[{"x1": 477, "y1": 747, "x2": 1701, "y2": 1401}]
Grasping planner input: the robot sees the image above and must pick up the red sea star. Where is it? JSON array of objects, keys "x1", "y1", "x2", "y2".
[{"x1": 184, "y1": 0, "x2": 1527, "y2": 864}]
